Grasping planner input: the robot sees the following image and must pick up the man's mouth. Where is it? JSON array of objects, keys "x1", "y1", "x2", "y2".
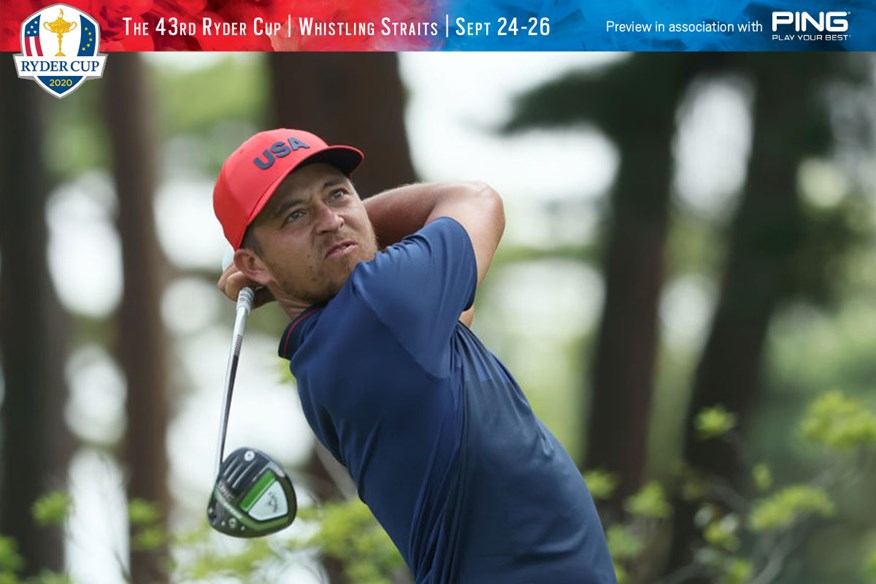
[{"x1": 325, "y1": 240, "x2": 357, "y2": 260}]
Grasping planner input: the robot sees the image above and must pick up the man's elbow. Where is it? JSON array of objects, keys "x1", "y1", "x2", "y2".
[{"x1": 466, "y1": 181, "x2": 506, "y2": 234}]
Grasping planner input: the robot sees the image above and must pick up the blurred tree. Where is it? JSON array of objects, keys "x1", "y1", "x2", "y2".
[
  {"x1": 102, "y1": 54, "x2": 171, "y2": 583},
  {"x1": 268, "y1": 53, "x2": 417, "y2": 199},
  {"x1": 0, "y1": 60, "x2": 73, "y2": 577},
  {"x1": 666, "y1": 54, "x2": 869, "y2": 580},
  {"x1": 503, "y1": 54, "x2": 724, "y2": 516},
  {"x1": 268, "y1": 53, "x2": 418, "y2": 584}
]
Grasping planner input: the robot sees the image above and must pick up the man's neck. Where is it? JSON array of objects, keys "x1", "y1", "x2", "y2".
[{"x1": 278, "y1": 299, "x2": 314, "y2": 322}]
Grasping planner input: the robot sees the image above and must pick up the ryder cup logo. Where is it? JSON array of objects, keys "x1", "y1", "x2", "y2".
[{"x1": 13, "y1": 4, "x2": 107, "y2": 98}]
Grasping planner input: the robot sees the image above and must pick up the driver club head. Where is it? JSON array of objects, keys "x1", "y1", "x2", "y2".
[{"x1": 207, "y1": 447, "x2": 297, "y2": 538}]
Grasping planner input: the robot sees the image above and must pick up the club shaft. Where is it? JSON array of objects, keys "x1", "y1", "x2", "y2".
[{"x1": 215, "y1": 287, "x2": 254, "y2": 475}]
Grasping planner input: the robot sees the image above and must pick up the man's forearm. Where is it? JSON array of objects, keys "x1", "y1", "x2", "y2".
[
  {"x1": 364, "y1": 180, "x2": 504, "y2": 288},
  {"x1": 363, "y1": 181, "x2": 491, "y2": 247}
]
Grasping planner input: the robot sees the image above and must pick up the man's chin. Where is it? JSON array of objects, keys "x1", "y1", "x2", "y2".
[
  {"x1": 307, "y1": 252, "x2": 371, "y2": 303},
  {"x1": 321, "y1": 267, "x2": 357, "y2": 299}
]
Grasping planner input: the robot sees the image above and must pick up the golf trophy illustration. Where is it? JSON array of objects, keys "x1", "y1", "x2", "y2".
[{"x1": 43, "y1": 9, "x2": 77, "y2": 57}]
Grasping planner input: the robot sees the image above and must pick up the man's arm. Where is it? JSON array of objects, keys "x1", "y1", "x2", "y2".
[
  {"x1": 217, "y1": 181, "x2": 504, "y2": 316},
  {"x1": 364, "y1": 181, "x2": 505, "y2": 289}
]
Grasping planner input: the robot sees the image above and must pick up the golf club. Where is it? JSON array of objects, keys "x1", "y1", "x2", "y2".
[{"x1": 206, "y1": 249, "x2": 297, "y2": 538}]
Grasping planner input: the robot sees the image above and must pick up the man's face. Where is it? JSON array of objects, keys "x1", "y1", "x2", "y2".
[{"x1": 245, "y1": 162, "x2": 378, "y2": 306}]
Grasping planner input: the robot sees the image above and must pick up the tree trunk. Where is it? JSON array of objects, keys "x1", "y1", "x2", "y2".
[
  {"x1": 268, "y1": 53, "x2": 417, "y2": 584},
  {"x1": 584, "y1": 55, "x2": 724, "y2": 516},
  {"x1": 102, "y1": 54, "x2": 170, "y2": 584},
  {"x1": 499, "y1": 55, "x2": 727, "y2": 519},
  {"x1": 0, "y1": 61, "x2": 72, "y2": 576},
  {"x1": 268, "y1": 53, "x2": 417, "y2": 199},
  {"x1": 665, "y1": 55, "x2": 836, "y2": 579},
  {"x1": 585, "y1": 129, "x2": 673, "y2": 514}
]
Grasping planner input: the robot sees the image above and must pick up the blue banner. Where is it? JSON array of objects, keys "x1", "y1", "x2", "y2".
[{"x1": 440, "y1": 0, "x2": 873, "y2": 50}]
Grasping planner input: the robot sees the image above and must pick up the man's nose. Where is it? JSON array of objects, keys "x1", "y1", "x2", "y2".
[{"x1": 314, "y1": 202, "x2": 344, "y2": 232}]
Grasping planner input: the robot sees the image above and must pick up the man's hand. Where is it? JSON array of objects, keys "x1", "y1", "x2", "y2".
[{"x1": 217, "y1": 262, "x2": 276, "y2": 308}]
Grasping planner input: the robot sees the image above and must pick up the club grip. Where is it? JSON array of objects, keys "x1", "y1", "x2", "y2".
[{"x1": 237, "y1": 286, "x2": 255, "y2": 316}]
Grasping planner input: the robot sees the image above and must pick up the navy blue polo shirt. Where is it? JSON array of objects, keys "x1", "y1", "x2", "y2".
[{"x1": 279, "y1": 218, "x2": 616, "y2": 584}]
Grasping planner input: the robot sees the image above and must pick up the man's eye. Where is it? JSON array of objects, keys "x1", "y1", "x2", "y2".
[
  {"x1": 285, "y1": 210, "x2": 304, "y2": 223},
  {"x1": 329, "y1": 189, "x2": 347, "y2": 201}
]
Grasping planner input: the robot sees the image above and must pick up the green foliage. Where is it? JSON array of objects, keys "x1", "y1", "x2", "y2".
[
  {"x1": 8, "y1": 488, "x2": 404, "y2": 584},
  {"x1": 26, "y1": 574, "x2": 72, "y2": 584},
  {"x1": 582, "y1": 470, "x2": 618, "y2": 501},
  {"x1": 605, "y1": 525, "x2": 644, "y2": 560},
  {"x1": 681, "y1": 473, "x2": 710, "y2": 502},
  {"x1": 770, "y1": 301, "x2": 876, "y2": 399},
  {"x1": 784, "y1": 192, "x2": 871, "y2": 307},
  {"x1": 128, "y1": 499, "x2": 162, "y2": 525},
  {"x1": 132, "y1": 526, "x2": 166, "y2": 553},
  {"x1": 0, "y1": 537, "x2": 24, "y2": 574},
  {"x1": 0, "y1": 498, "x2": 79, "y2": 584},
  {"x1": 749, "y1": 485, "x2": 835, "y2": 532},
  {"x1": 306, "y1": 499, "x2": 405, "y2": 584},
  {"x1": 176, "y1": 526, "x2": 276, "y2": 582},
  {"x1": 44, "y1": 83, "x2": 108, "y2": 177},
  {"x1": 864, "y1": 542, "x2": 876, "y2": 582},
  {"x1": 694, "y1": 548, "x2": 755, "y2": 584},
  {"x1": 722, "y1": 557, "x2": 753, "y2": 584},
  {"x1": 31, "y1": 492, "x2": 72, "y2": 528},
  {"x1": 752, "y1": 463, "x2": 773, "y2": 491},
  {"x1": 800, "y1": 390, "x2": 876, "y2": 451},
  {"x1": 695, "y1": 405, "x2": 737, "y2": 440},
  {"x1": 613, "y1": 391, "x2": 876, "y2": 583},
  {"x1": 625, "y1": 482, "x2": 672, "y2": 520},
  {"x1": 704, "y1": 515, "x2": 741, "y2": 553},
  {"x1": 613, "y1": 562, "x2": 629, "y2": 584},
  {"x1": 0, "y1": 536, "x2": 73, "y2": 584},
  {"x1": 128, "y1": 499, "x2": 166, "y2": 555},
  {"x1": 151, "y1": 56, "x2": 269, "y2": 138},
  {"x1": 7, "y1": 389, "x2": 876, "y2": 583}
]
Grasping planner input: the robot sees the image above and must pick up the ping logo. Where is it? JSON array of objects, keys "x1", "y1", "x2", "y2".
[
  {"x1": 771, "y1": 11, "x2": 849, "y2": 32},
  {"x1": 253, "y1": 137, "x2": 311, "y2": 169},
  {"x1": 12, "y1": 4, "x2": 107, "y2": 98}
]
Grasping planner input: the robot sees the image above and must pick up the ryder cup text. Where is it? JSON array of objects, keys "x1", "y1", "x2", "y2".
[{"x1": 17, "y1": 58, "x2": 102, "y2": 73}]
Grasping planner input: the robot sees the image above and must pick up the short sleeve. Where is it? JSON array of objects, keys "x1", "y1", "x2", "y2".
[{"x1": 350, "y1": 217, "x2": 477, "y2": 376}]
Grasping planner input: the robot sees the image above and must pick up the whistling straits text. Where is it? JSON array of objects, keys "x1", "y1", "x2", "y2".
[{"x1": 297, "y1": 17, "x2": 439, "y2": 36}]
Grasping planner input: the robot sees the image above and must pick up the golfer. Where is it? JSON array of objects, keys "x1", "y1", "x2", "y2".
[{"x1": 214, "y1": 129, "x2": 616, "y2": 583}]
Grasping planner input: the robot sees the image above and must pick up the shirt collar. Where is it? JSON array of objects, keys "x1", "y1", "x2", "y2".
[{"x1": 278, "y1": 304, "x2": 323, "y2": 359}]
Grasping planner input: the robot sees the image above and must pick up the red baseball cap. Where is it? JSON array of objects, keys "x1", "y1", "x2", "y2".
[{"x1": 213, "y1": 128, "x2": 364, "y2": 249}]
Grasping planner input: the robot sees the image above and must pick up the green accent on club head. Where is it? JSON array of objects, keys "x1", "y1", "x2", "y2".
[
  {"x1": 240, "y1": 470, "x2": 277, "y2": 512},
  {"x1": 211, "y1": 484, "x2": 292, "y2": 533}
]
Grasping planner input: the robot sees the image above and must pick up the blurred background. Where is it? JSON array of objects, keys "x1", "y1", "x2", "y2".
[{"x1": 1, "y1": 52, "x2": 875, "y2": 584}]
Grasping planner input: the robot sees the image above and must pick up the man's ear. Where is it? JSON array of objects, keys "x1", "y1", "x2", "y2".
[{"x1": 234, "y1": 248, "x2": 273, "y2": 287}]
